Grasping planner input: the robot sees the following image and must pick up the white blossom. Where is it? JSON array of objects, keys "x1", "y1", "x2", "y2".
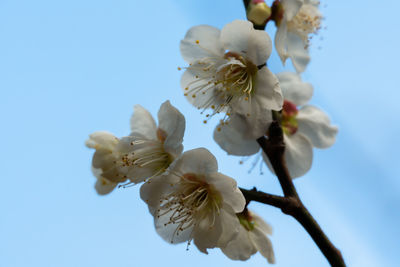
[
  {"x1": 214, "y1": 72, "x2": 337, "y2": 178},
  {"x1": 180, "y1": 19, "x2": 282, "y2": 138},
  {"x1": 274, "y1": 0, "x2": 322, "y2": 72},
  {"x1": 119, "y1": 100, "x2": 185, "y2": 184},
  {"x1": 221, "y1": 209, "x2": 275, "y2": 263},
  {"x1": 85, "y1": 131, "x2": 126, "y2": 195},
  {"x1": 86, "y1": 101, "x2": 185, "y2": 194},
  {"x1": 140, "y1": 148, "x2": 246, "y2": 253}
]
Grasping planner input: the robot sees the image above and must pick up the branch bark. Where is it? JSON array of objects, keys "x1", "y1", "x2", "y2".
[{"x1": 249, "y1": 121, "x2": 346, "y2": 267}]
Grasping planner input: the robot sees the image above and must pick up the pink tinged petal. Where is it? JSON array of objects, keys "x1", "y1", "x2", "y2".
[
  {"x1": 254, "y1": 67, "x2": 283, "y2": 111},
  {"x1": 221, "y1": 227, "x2": 257, "y2": 261},
  {"x1": 220, "y1": 20, "x2": 272, "y2": 66},
  {"x1": 85, "y1": 131, "x2": 118, "y2": 150},
  {"x1": 284, "y1": 133, "x2": 313, "y2": 178},
  {"x1": 172, "y1": 148, "x2": 218, "y2": 175},
  {"x1": 282, "y1": 0, "x2": 304, "y2": 21},
  {"x1": 276, "y1": 72, "x2": 313, "y2": 106},
  {"x1": 180, "y1": 25, "x2": 224, "y2": 63},
  {"x1": 157, "y1": 100, "x2": 185, "y2": 157},
  {"x1": 193, "y1": 213, "x2": 223, "y2": 254},
  {"x1": 287, "y1": 32, "x2": 310, "y2": 73},
  {"x1": 94, "y1": 176, "x2": 117, "y2": 195},
  {"x1": 213, "y1": 123, "x2": 260, "y2": 156},
  {"x1": 130, "y1": 105, "x2": 157, "y2": 140},
  {"x1": 297, "y1": 105, "x2": 338, "y2": 148},
  {"x1": 206, "y1": 173, "x2": 246, "y2": 213},
  {"x1": 249, "y1": 228, "x2": 275, "y2": 263}
]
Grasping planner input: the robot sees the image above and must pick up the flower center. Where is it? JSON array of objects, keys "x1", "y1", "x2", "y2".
[
  {"x1": 120, "y1": 138, "x2": 172, "y2": 178},
  {"x1": 287, "y1": 3, "x2": 322, "y2": 45},
  {"x1": 281, "y1": 100, "x2": 298, "y2": 136},
  {"x1": 183, "y1": 51, "x2": 258, "y2": 121},
  {"x1": 156, "y1": 173, "x2": 221, "y2": 243},
  {"x1": 237, "y1": 210, "x2": 255, "y2": 231}
]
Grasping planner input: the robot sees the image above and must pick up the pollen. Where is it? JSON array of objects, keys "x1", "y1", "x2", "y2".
[
  {"x1": 195, "y1": 40, "x2": 200, "y2": 44},
  {"x1": 217, "y1": 127, "x2": 221, "y2": 132},
  {"x1": 177, "y1": 67, "x2": 182, "y2": 71}
]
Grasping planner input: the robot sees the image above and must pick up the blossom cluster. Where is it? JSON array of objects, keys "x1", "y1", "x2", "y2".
[{"x1": 86, "y1": 0, "x2": 337, "y2": 264}]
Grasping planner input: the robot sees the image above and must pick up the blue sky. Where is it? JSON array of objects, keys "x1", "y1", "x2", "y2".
[{"x1": 1, "y1": 1, "x2": 399, "y2": 266}]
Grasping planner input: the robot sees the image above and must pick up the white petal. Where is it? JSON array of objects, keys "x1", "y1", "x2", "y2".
[
  {"x1": 251, "y1": 211, "x2": 273, "y2": 235},
  {"x1": 287, "y1": 32, "x2": 310, "y2": 73},
  {"x1": 172, "y1": 148, "x2": 218, "y2": 175},
  {"x1": 193, "y1": 213, "x2": 223, "y2": 254},
  {"x1": 220, "y1": 20, "x2": 272, "y2": 66},
  {"x1": 221, "y1": 227, "x2": 257, "y2": 261},
  {"x1": 275, "y1": 20, "x2": 288, "y2": 64},
  {"x1": 262, "y1": 133, "x2": 313, "y2": 178},
  {"x1": 213, "y1": 123, "x2": 260, "y2": 156},
  {"x1": 94, "y1": 176, "x2": 118, "y2": 195},
  {"x1": 297, "y1": 105, "x2": 338, "y2": 148},
  {"x1": 253, "y1": 67, "x2": 283, "y2": 111},
  {"x1": 140, "y1": 174, "x2": 179, "y2": 215},
  {"x1": 206, "y1": 173, "x2": 246, "y2": 213},
  {"x1": 282, "y1": 0, "x2": 304, "y2": 21},
  {"x1": 276, "y1": 72, "x2": 313, "y2": 106},
  {"x1": 284, "y1": 133, "x2": 313, "y2": 178},
  {"x1": 180, "y1": 25, "x2": 224, "y2": 63},
  {"x1": 154, "y1": 207, "x2": 194, "y2": 245},
  {"x1": 157, "y1": 100, "x2": 185, "y2": 156},
  {"x1": 217, "y1": 205, "x2": 242, "y2": 247},
  {"x1": 249, "y1": 228, "x2": 275, "y2": 263},
  {"x1": 229, "y1": 67, "x2": 281, "y2": 139},
  {"x1": 228, "y1": 108, "x2": 272, "y2": 139},
  {"x1": 180, "y1": 69, "x2": 224, "y2": 109},
  {"x1": 127, "y1": 166, "x2": 161, "y2": 184},
  {"x1": 85, "y1": 131, "x2": 118, "y2": 150},
  {"x1": 130, "y1": 105, "x2": 157, "y2": 140}
]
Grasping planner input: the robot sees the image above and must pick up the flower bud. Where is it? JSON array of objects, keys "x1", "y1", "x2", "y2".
[{"x1": 247, "y1": 0, "x2": 271, "y2": 26}]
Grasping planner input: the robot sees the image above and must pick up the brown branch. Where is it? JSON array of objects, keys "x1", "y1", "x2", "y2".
[
  {"x1": 240, "y1": 187, "x2": 287, "y2": 209},
  {"x1": 254, "y1": 121, "x2": 346, "y2": 267}
]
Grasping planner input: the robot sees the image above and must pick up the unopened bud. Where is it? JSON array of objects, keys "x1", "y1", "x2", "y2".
[{"x1": 247, "y1": 0, "x2": 272, "y2": 26}]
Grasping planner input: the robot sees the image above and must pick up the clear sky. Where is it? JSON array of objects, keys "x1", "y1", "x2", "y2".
[{"x1": 1, "y1": 1, "x2": 399, "y2": 266}]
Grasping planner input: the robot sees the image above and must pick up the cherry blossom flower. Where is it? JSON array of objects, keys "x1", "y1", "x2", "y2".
[
  {"x1": 221, "y1": 209, "x2": 275, "y2": 263},
  {"x1": 86, "y1": 101, "x2": 185, "y2": 194},
  {"x1": 214, "y1": 72, "x2": 337, "y2": 178},
  {"x1": 180, "y1": 19, "x2": 282, "y2": 138},
  {"x1": 86, "y1": 131, "x2": 127, "y2": 195},
  {"x1": 140, "y1": 148, "x2": 246, "y2": 253},
  {"x1": 118, "y1": 100, "x2": 185, "y2": 184},
  {"x1": 274, "y1": 0, "x2": 322, "y2": 72}
]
